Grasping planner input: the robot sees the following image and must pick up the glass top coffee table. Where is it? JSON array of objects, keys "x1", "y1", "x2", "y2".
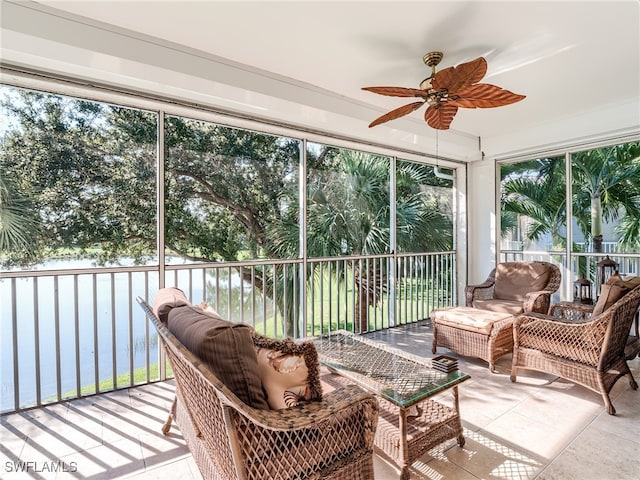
[{"x1": 313, "y1": 330, "x2": 470, "y2": 479}]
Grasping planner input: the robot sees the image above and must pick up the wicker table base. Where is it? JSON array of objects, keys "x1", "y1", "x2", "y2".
[
  {"x1": 315, "y1": 333, "x2": 469, "y2": 480},
  {"x1": 322, "y1": 370, "x2": 464, "y2": 480}
]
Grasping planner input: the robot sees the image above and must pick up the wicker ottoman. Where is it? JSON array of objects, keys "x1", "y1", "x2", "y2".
[{"x1": 431, "y1": 306, "x2": 515, "y2": 372}]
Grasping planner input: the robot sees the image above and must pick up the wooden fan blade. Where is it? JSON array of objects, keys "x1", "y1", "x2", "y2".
[
  {"x1": 448, "y1": 84, "x2": 526, "y2": 108},
  {"x1": 368, "y1": 101, "x2": 425, "y2": 127},
  {"x1": 362, "y1": 86, "x2": 429, "y2": 98},
  {"x1": 424, "y1": 103, "x2": 458, "y2": 130},
  {"x1": 432, "y1": 57, "x2": 487, "y2": 94}
]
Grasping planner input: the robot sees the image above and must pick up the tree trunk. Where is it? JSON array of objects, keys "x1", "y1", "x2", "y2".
[
  {"x1": 355, "y1": 290, "x2": 369, "y2": 333},
  {"x1": 591, "y1": 195, "x2": 603, "y2": 252},
  {"x1": 354, "y1": 265, "x2": 383, "y2": 333}
]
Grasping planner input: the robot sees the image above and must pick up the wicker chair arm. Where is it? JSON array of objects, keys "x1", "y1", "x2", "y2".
[
  {"x1": 523, "y1": 290, "x2": 553, "y2": 314},
  {"x1": 549, "y1": 302, "x2": 593, "y2": 322},
  {"x1": 223, "y1": 384, "x2": 378, "y2": 432},
  {"x1": 465, "y1": 281, "x2": 495, "y2": 306}
]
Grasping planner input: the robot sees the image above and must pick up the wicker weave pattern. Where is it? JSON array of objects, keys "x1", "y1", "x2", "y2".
[
  {"x1": 323, "y1": 368, "x2": 464, "y2": 475},
  {"x1": 376, "y1": 396, "x2": 461, "y2": 465},
  {"x1": 511, "y1": 286, "x2": 640, "y2": 415},
  {"x1": 432, "y1": 314, "x2": 514, "y2": 371},
  {"x1": 315, "y1": 331, "x2": 468, "y2": 405},
  {"x1": 465, "y1": 261, "x2": 562, "y2": 314},
  {"x1": 137, "y1": 297, "x2": 379, "y2": 480},
  {"x1": 316, "y1": 332, "x2": 468, "y2": 479}
]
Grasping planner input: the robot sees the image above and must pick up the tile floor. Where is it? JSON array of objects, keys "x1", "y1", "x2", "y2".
[{"x1": 1, "y1": 321, "x2": 638, "y2": 479}]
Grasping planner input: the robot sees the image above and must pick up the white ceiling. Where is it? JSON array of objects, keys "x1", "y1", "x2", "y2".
[{"x1": 3, "y1": 0, "x2": 640, "y2": 160}]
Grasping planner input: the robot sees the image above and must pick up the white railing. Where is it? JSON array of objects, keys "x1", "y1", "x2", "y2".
[
  {"x1": 0, "y1": 252, "x2": 455, "y2": 414},
  {"x1": 499, "y1": 250, "x2": 640, "y2": 300}
]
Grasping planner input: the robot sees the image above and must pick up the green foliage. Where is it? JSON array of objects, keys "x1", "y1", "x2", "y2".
[
  {"x1": 0, "y1": 90, "x2": 157, "y2": 266},
  {"x1": 500, "y1": 143, "x2": 640, "y2": 252},
  {"x1": 0, "y1": 85, "x2": 457, "y2": 339},
  {"x1": 500, "y1": 157, "x2": 567, "y2": 248},
  {"x1": 162, "y1": 116, "x2": 301, "y2": 262},
  {"x1": 0, "y1": 171, "x2": 42, "y2": 263},
  {"x1": 1, "y1": 87, "x2": 454, "y2": 270},
  {"x1": 571, "y1": 143, "x2": 640, "y2": 249}
]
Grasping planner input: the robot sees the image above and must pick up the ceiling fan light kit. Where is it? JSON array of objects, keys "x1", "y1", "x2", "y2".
[{"x1": 363, "y1": 51, "x2": 526, "y2": 130}]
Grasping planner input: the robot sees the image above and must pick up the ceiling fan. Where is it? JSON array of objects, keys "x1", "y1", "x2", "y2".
[{"x1": 362, "y1": 51, "x2": 526, "y2": 130}]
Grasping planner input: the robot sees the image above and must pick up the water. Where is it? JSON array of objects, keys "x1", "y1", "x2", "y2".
[
  {"x1": 0, "y1": 260, "x2": 169, "y2": 411},
  {"x1": 1, "y1": 258, "x2": 271, "y2": 412}
]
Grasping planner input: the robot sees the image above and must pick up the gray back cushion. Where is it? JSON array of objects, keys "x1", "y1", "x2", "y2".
[{"x1": 167, "y1": 305, "x2": 269, "y2": 410}]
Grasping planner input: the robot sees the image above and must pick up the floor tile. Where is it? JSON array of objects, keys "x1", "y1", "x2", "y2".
[
  {"x1": 0, "y1": 324, "x2": 638, "y2": 480},
  {"x1": 538, "y1": 427, "x2": 640, "y2": 480},
  {"x1": 56, "y1": 437, "x2": 145, "y2": 480},
  {"x1": 133, "y1": 458, "x2": 197, "y2": 480},
  {"x1": 433, "y1": 431, "x2": 544, "y2": 480}
]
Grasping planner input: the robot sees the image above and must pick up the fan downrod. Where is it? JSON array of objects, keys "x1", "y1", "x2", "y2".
[{"x1": 420, "y1": 52, "x2": 443, "y2": 92}]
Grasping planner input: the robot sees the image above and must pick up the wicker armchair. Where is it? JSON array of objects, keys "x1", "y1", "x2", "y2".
[
  {"x1": 510, "y1": 284, "x2": 640, "y2": 415},
  {"x1": 137, "y1": 297, "x2": 379, "y2": 480},
  {"x1": 466, "y1": 261, "x2": 561, "y2": 315}
]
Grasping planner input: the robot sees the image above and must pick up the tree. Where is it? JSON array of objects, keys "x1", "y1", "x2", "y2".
[
  {"x1": 501, "y1": 157, "x2": 568, "y2": 250},
  {"x1": 0, "y1": 90, "x2": 154, "y2": 266},
  {"x1": 271, "y1": 150, "x2": 453, "y2": 332},
  {"x1": 571, "y1": 143, "x2": 640, "y2": 252},
  {"x1": 0, "y1": 171, "x2": 41, "y2": 263},
  {"x1": 500, "y1": 143, "x2": 640, "y2": 254},
  {"x1": 1, "y1": 87, "x2": 454, "y2": 335}
]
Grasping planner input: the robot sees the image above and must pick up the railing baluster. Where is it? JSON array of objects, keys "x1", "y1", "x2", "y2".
[
  {"x1": 54, "y1": 276, "x2": 61, "y2": 402},
  {"x1": 273, "y1": 264, "x2": 279, "y2": 338},
  {"x1": 11, "y1": 278, "x2": 19, "y2": 411},
  {"x1": 93, "y1": 275, "x2": 99, "y2": 393},
  {"x1": 1, "y1": 252, "x2": 468, "y2": 413},
  {"x1": 240, "y1": 266, "x2": 245, "y2": 327},
  {"x1": 319, "y1": 262, "x2": 324, "y2": 333},
  {"x1": 227, "y1": 266, "x2": 232, "y2": 320},
  {"x1": 34, "y1": 277, "x2": 41, "y2": 407},
  {"x1": 111, "y1": 272, "x2": 117, "y2": 389},
  {"x1": 145, "y1": 271, "x2": 151, "y2": 383},
  {"x1": 74, "y1": 275, "x2": 81, "y2": 397},
  {"x1": 128, "y1": 271, "x2": 134, "y2": 386}
]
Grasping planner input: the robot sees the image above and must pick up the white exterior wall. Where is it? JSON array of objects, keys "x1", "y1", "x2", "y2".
[{"x1": 466, "y1": 160, "x2": 497, "y2": 285}]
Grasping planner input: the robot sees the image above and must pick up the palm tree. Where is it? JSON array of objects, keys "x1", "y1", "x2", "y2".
[
  {"x1": 267, "y1": 149, "x2": 454, "y2": 333},
  {"x1": 304, "y1": 150, "x2": 453, "y2": 332},
  {"x1": 501, "y1": 157, "x2": 568, "y2": 250},
  {"x1": 571, "y1": 143, "x2": 640, "y2": 252},
  {"x1": 0, "y1": 172, "x2": 41, "y2": 262},
  {"x1": 501, "y1": 142, "x2": 640, "y2": 255}
]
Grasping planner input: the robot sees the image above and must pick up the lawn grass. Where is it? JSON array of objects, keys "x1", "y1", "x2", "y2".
[{"x1": 54, "y1": 362, "x2": 174, "y2": 401}]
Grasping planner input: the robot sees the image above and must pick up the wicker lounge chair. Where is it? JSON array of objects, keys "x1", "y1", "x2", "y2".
[
  {"x1": 466, "y1": 261, "x2": 562, "y2": 315},
  {"x1": 510, "y1": 282, "x2": 640, "y2": 415},
  {"x1": 137, "y1": 296, "x2": 379, "y2": 479}
]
